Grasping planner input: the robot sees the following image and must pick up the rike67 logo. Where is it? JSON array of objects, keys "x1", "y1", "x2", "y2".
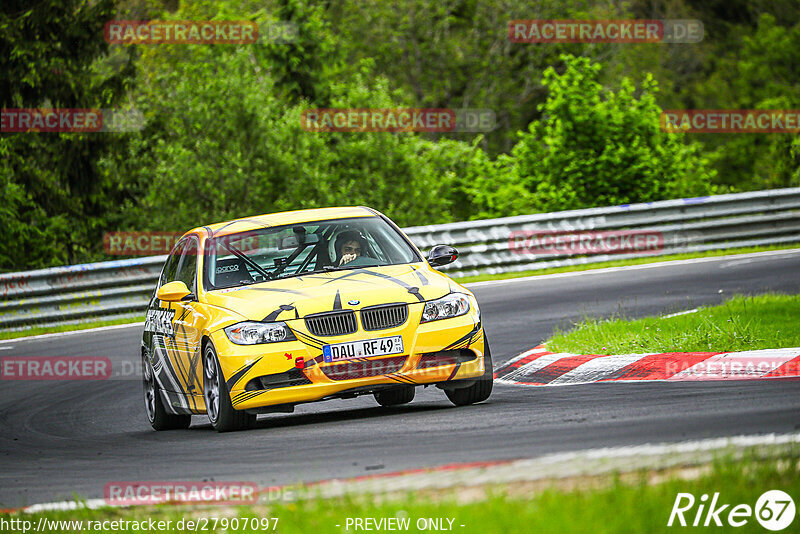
[{"x1": 668, "y1": 490, "x2": 795, "y2": 530}]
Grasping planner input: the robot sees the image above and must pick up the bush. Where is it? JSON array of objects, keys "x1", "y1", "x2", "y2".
[{"x1": 469, "y1": 55, "x2": 718, "y2": 217}]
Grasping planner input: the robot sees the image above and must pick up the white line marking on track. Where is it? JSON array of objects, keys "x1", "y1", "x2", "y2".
[
  {"x1": 0, "y1": 322, "x2": 142, "y2": 344},
  {"x1": 463, "y1": 248, "x2": 800, "y2": 288},
  {"x1": 661, "y1": 308, "x2": 699, "y2": 319},
  {"x1": 23, "y1": 498, "x2": 108, "y2": 514},
  {"x1": 15, "y1": 432, "x2": 800, "y2": 514},
  {"x1": 519, "y1": 432, "x2": 800, "y2": 465}
]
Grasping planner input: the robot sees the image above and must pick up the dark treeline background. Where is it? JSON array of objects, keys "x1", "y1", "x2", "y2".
[{"x1": 1, "y1": 0, "x2": 798, "y2": 271}]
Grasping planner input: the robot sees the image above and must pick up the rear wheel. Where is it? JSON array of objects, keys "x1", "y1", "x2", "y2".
[
  {"x1": 374, "y1": 386, "x2": 415, "y2": 407},
  {"x1": 143, "y1": 353, "x2": 191, "y2": 430},
  {"x1": 203, "y1": 343, "x2": 256, "y2": 432},
  {"x1": 445, "y1": 344, "x2": 493, "y2": 406}
]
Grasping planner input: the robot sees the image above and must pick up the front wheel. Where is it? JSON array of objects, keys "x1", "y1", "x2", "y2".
[
  {"x1": 203, "y1": 343, "x2": 256, "y2": 432},
  {"x1": 445, "y1": 344, "x2": 493, "y2": 406},
  {"x1": 143, "y1": 353, "x2": 191, "y2": 431}
]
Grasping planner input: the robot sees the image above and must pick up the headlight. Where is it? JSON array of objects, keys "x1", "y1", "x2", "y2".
[
  {"x1": 224, "y1": 321, "x2": 296, "y2": 345},
  {"x1": 420, "y1": 293, "x2": 471, "y2": 323}
]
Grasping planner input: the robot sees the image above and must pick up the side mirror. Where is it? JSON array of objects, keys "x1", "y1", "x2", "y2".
[
  {"x1": 427, "y1": 245, "x2": 458, "y2": 267},
  {"x1": 157, "y1": 281, "x2": 192, "y2": 302}
]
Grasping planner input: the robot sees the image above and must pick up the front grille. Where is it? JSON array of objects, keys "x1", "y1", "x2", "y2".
[
  {"x1": 322, "y1": 355, "x2": 407, "y2": 381},
  {"x1": 305, "y1": 311, "x2": 357, "y2": 337},
  {"x1": 417, "y1": 349, "x2": 478, "y2": 369},
  {"x1": 361, "y1": 303, "x2": 408, "y2": 331}
]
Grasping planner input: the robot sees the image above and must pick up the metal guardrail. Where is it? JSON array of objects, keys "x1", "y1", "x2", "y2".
[{"x1": 2, "y1": 188, "x2": 799, "y2": 331}]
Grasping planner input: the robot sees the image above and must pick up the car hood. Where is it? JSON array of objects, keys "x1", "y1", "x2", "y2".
[{"x1": 203, "y1": 264, "x2": 459, "y2": 323}]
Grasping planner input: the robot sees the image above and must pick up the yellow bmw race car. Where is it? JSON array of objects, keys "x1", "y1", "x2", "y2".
[{"x1": 142, "y1": 207, "x2": 492, "y2": 432}]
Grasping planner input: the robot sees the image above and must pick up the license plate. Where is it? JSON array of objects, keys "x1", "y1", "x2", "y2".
[{"x1": 323, "y1": 336, "x2": 404, "y2": 363}]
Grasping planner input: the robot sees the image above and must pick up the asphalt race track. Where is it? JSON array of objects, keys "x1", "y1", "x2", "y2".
[{"x1": 1, "y1": 251, "x2": 799, "y2": 508}]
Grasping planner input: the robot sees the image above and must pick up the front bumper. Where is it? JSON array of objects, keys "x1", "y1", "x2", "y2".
[{"x1": 210, "y1": 300, "x2": 486, "y2": 411}]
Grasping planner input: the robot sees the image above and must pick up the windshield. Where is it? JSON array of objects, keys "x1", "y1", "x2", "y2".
[{"x1": 203, "y1": 216, "x2": 421, "y2": 290}]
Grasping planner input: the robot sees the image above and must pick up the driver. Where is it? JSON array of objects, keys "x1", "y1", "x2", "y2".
[{"x1": 334, "y1": 231, "x2": 366, "y2": 266}]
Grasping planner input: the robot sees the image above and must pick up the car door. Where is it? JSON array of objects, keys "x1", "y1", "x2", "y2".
[
  {"x1": 146, "y1": 239, "x2": 193, "y2": 413},
  {"x1": 171, "y1": 236, "x2": 207, "y2": 411}
]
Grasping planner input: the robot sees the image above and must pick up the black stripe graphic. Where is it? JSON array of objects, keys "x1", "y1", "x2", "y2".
[
  {"x1": 294, "y1": 331, "x2": 325, "y2": 350},
  {"x1": 407, "y1": 287, "x2": 423, "y2": 301},
  {"x1": 232, "y1": 390, "x2": 265, "y2": 405},
  {"x1": 185, "y1": 350, "x2": 203, "y2": 406},
  {"x1": 263, "y1": 304, "x2": 296, "y2": 322},
  {"x1": 391, "y1": 373, "x2": 416, "y2": 384},
  {"x1": 320, "y1": 269, "x2": 425, "y2": 301},
  {"x1": 225, "y1": 357, "x2": 262, "y2": 391},
  {"x1": 358, "y1": 269, "x2": 425, "y2": 301},
  {"x1": 444, "y1": 322, "x2": 482, "y2": 350},
  {"x1": 233, "y1": 389, "x2": 265, "y2": 403},
  {"x1": 447, "y1": 362, "x2": 461, "y2": 380},
  {"x1": 164, "y1": 337, "x2": 191, "y2": 395}
]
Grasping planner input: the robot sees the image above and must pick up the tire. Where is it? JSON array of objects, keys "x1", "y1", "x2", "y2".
[
  {"x1": 203, "y1": 343, "x2": 257, "y2": 432},
  {"x1": 143, "y1": 353, "x2": 191, "y2": 431},
  {"x1": 374, "y1": 386, "x2": 415, "y2": 407},
  {"x1": 445, "y1": 343, "x2": 493, "y2": 406}
]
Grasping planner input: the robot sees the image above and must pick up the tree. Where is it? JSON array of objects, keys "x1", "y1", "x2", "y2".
[
  {"x1": 108, "y1": 3, "x2": 479, "y2": 233},
  {"x1": 0, "y1": 0, "x2": 137, "y2": 270},
  {"x1": 468, "y1": 55, "x2": 717, "y2": 216}
]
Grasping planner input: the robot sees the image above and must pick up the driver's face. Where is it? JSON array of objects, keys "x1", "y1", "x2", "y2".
[{"x1": 341, "y1": 240, "x2": 362, "y2": 256}]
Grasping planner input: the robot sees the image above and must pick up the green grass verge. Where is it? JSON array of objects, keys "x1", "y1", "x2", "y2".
[
  {"x1": 0, "y1": 316, "x2": 144, "y2": 341},
  {"x1": 547, "y1": 294, "x2": 800, "y2": 354},
  {"x1": 456, "y1": 243, "x2": 799, "y2": 284},
  {"x1": 4, "y1": 452, "x2": 797, "y2": 533}
]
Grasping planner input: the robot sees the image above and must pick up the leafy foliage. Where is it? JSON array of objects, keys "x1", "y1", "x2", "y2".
[
  {"x1": 110, "y1": 6, "x2": 477, "y2": 232},
  {"x1": 1, "y1": 0, "x2": 137, "y2": 268},
  {"x1": 2, "y1": 0, "x2": 798, "y2": 271},
  {"x1": 468, "y1": 55, "x2": 716, "y2": 216}
]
